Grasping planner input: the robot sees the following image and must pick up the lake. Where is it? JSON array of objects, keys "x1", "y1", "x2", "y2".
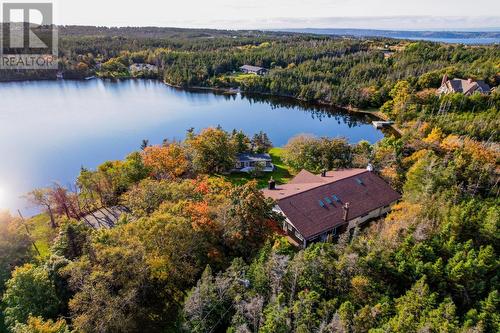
[{"x1": 0, "y1": 79, "x2": 383, "y2": 213}]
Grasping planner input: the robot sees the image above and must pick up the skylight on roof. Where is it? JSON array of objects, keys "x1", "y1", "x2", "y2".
[
  {"x1": 324, "y1": 197, "x2": 332, "y2": 204},
  {"x1": 356, "y1": 178, "x2": 364, "y2": 185},
  {"x1": 332, "y1": 195, "x2": 340, "y2": 202},
  {"x1": 319, "y1": 200, "x2": 325, "y2": 208}
]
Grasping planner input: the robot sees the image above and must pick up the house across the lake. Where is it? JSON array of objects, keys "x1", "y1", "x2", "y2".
[
  {"x1": 129, "y1": 63, "x2": 158, "y2": 73},
  {"x1": 240, "y1": 65, "x2": 268, "y2": 75},
  {"x1": 233, "y1": 153, "x2": 274, "y2": 173},
  {"x1": 263, "y1": 168, "x2": 401, "y2": 248},
  {"x1": 437, "y1": 75, "x2": 491, "y2": 95}
]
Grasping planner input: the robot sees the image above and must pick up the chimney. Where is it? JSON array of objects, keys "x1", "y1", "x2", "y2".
[
  {"x1": 321, "y1": 169, "x2": 327, "y2": 177},
  {"x1": 268, "y1": 177, "x2": 276, "y2": 190},
  {"x1": 366, "y1": 163, "x2": 374, "y2": 172},
  {"x1": 468, "y1": 78, "x2": 473, "y2": 84},
  {"x1": 343, "y1": 202, "x2": 350, "y2": 221}
]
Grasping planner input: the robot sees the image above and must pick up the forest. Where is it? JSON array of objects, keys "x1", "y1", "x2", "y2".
[{"x1": 0, "y1": 27, "x2": 499, "y2": 333}]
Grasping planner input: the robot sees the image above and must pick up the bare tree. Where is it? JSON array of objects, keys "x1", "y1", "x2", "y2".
[{"x1": 25, "y1": 188, "x2": 57, "y2": 228}]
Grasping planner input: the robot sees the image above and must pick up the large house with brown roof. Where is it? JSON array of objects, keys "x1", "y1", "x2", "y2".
[
  {"x1": 263, "y1": 168, "x2": 401, "y2": 248},
  {"x1": 437, "y1": 75, "x2": 491, "y2": 96}
]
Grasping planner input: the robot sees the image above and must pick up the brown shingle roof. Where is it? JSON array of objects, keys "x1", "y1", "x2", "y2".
[
  {"x1": 264, "y1": 169, "x2": 368, "y2": 200},
  {"x1": 289, "y1": 169, "x2": 325, "y2": 184},
  {"x1": 264, "y1": 170, "x2": 401, "y2": 239}
]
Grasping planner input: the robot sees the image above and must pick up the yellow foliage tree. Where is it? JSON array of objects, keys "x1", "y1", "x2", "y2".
[
  {"x1": 12, "y1": 316, "x2": 69, "y2": 333},
  {"x1": 423, "y1": 127, "x2": 443, "y2": 145}
]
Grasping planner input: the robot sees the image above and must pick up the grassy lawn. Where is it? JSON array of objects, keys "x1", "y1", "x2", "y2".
[
  {"x1": 218, "y1": 72, "x2": 260, "y2": 86},
  {"x1": 26, "y1": 213, "x2": 57, "y2": 259},
  {"x1": 96, "y1": 71, "x2": 131, "y2": 79},
  {"x1": 218, "y1": 147, "x2": 294, "y2": 188},
  {"x1": 231, "y1": 72, "x2": 258, "y2": 83}
]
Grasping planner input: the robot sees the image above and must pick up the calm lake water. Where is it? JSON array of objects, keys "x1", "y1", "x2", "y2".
[{"x1": 0, "y1": 79, "x2": 383, "y2": 213}]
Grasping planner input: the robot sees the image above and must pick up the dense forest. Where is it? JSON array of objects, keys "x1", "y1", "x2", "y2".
[{"x1": 0, "y1": 27, "x2": 499, "y2": 333}]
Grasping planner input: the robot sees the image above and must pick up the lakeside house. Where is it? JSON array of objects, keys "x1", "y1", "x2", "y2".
[
  {"x1": 437, "y1": 75, "x2": 491, "y2": 95},
  {"x1": 382, "y1": 50, "x2": 395, "y2": 59},
  {"x1": 240, "y1": 65, "x2": 268, "y2": 75},
  {"x1": 129, "y1": 63, "x2": 159, "y2": 73},
  {"x1": 233, "y1": 153, "x2": 274, "y2": 173},
  {"x1": 263, "y1": 168, "x2": 401, "y2": 248}
]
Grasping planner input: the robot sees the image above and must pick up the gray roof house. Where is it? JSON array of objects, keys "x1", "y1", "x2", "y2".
[
  {"x1": 240, "y1": 65, "x2": 268, "y2": 75},
  {"x1": 437, "y1": 75, "x2": 491, "y2": 95},
  {"x1": 233, "y1": 153, "x2": 274, "y2": 173}
]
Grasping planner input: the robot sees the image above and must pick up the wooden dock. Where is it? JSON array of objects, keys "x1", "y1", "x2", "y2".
[
  {"x1": 372, "y1": 121, "x2": 395, "y2": 129},
  {"x1": 346, "y1": 108, "x2": 403, "y2": 136}
]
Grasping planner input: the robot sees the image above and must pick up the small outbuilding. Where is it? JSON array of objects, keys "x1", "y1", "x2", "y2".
[{"x1": 240, "y1": 65, "x2": 268, "y2": 75}]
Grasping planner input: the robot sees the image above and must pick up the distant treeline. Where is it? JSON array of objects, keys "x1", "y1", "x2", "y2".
[{"x1": 2, "y1": 27, "x2": 498, "y2": 110}]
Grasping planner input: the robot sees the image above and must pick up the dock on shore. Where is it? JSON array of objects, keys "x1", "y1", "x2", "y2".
[{"x1": 372, "y1": 120, "x2": 395, "y2": 129}]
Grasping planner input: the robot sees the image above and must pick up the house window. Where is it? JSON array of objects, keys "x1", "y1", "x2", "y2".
[{"x1": 295, "y1": 231, "x2": 304, "y2": 241}]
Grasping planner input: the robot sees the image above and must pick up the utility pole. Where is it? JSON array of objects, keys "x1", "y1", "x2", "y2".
[{"x1": 17, "y1": 209, "x2": 41, "y2": 256}]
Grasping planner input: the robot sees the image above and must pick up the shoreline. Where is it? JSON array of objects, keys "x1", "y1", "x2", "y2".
[
  {"x1": 163, "y1": 80, "x2": 363, "y2": 113},
  {"x1": 0, "y1": 76, "x2": 402, "y2": 134},
  {"x1": 162, "y1": 80, "x2": 403, "y2": 134}
]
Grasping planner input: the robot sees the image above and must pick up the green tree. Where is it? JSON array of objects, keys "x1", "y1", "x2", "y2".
[
  {"x1": 188, "y1": 127, "x2": 237, "y2": 174},
  {"x1": 2, "y1": 264, "x2": 61, "y2": 329},
  {"x1": 476, "y1": 290, "x2": 499, "y2": 333},
  {"x1": 231, "y1": 130, "x2": 251, "y2": 153},
  {"x1": 251, "y1": 131, "x2": 273, "y2": 153},
  {"x1": 260, "y1": 294, "x2": 290, "y2": 333},
  {"x1": 384, "y1": 278, "x2": 437, "y2": 333},
  {"x1": 51, "y1": 220, "x2": 91, "y2": 260},
  {"x1": 283, "y1": 135, "x2": 352, "y2": 172},
  {"x1": 386, "y1": 80, "x2": 411, "y2": 118},
  {"x1": 292, "y1": 290, "x2": 320, "y2": 333},
  {"x1": 183, "y1": 266, "x2": 229, "y2": 333},
  {"x1": 122, "y1": 151, "x2": 150, "y2": 184},
  {"x1": 0, "y1": 212, "x2": 33, "y2": 294}
]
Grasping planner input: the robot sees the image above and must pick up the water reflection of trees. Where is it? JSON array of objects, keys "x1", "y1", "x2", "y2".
[
  {"x1": 166, "y1": 83, "x2": 384, "y2": 132},
  {"x1": 240, "y1": 93, "x2": 373, "y2": 128}
]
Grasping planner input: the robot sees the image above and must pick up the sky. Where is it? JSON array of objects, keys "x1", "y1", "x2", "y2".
[{"x1": 49, "y1": 0, "x2": 500, "y2": 30}]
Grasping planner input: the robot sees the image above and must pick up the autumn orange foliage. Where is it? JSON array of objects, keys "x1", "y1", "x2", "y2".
[{"x1": 142, "y1": 144, "x2": 189, "y2": 180}]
